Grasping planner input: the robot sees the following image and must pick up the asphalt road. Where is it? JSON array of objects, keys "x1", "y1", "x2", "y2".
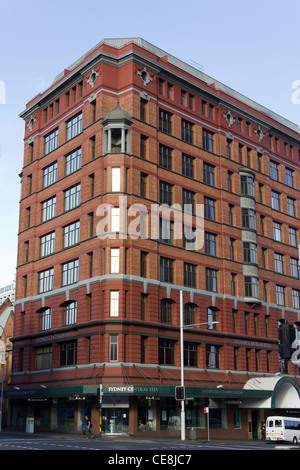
[{"x1": 0, "y1": 433, "x2": 297, "y2": 453}]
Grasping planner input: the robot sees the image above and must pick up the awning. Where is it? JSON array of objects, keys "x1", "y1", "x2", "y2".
[{"x1": 241, "y1": 376, "x2": 300, "y2": 409}]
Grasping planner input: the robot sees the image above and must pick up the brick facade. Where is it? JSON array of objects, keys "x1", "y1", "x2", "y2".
[{"x1": 8, "y1": 38, "x2": 300, "y2": 438}]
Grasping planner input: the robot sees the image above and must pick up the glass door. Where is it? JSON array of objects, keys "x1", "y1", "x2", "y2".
[{"x1": 103, "y1": 408, "x2": 129, "y2": 434}]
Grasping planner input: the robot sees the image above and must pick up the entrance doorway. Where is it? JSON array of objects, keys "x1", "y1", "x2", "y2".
[{"x1": 102, "y1": 407, "x2": 129, "y2": 434}]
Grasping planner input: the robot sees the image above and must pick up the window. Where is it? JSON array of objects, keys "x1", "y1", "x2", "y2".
[
  {"x1": 167, "y1": 83, "x2": 173, "y2": 99},
  {"x1": 160, "y1": 218, "x2": 173, "y2": 245},
  {"x1": 227, "y1": 171, "x2": 233, "y2": 191},
  {"x1": 240, "y1": 175, "x2": 254, "y2": 197},
  {"x1": 184, "y1": 303, "x2": 196, "y2": 326},
  {"x1": 184, "y1": 342, "x2": 198, "y2": 367},
  {"x1": 140, "y1": 251, "x2": 147, "y2": 277},
  {"x1": 202, "y1": 129, "x2": 214, "y2": 152},
  {"x1": 271, "y1": 191, "x2": 280, "y2": 211},
  {"x1": 184, "y1": 263, "x2": 196, "y2": 288},
  {"x1": 238, "y1": 144, "x2": 244, "y2": 163},
  {"x1": 140, "y1": 135, "x2": 148, "y2": 159},
  {"x1": 286, "y1": 168, "x2": 294, "y2": 187},
  {"x1": 273, "y1": 221, "x2": 282, "y2": 242},
  {"x1": 38, "y1": 307, "x2": 52, "y2": 331},
  {"x1": 63, "y1": 221, "x2": 80, "y2": 248},
  {"x1": 159, "y1": 144, "x2": 172, "y2": 169},
  {"x1": 182, "y1": 119, "x2": 193, "y2": 144},
  {"x1": 40, "y1": 232, "x2": 55, "y2": 257},
  {"x1": 159, "y1": 109, "x2": 172, "y2": 134},
  {"x1": 159, "y1": 181, "x2": 173, "y2": 206},
  {"x1": 35, "y1": 346, "x2": 52, "y2": 370},
  {"x1": 203, "y1": 163, "x2": 215, "y2": 186},
  {"x1": 228, "y1": 204, "x2": 234, "y2": 225},
  {"x1": 182, "y1": 154, "x2": 194, "y2": 178},
  {"x1": 289, "y1": 227, "x2": 297, "y2": 246},
  {"x1": 206, "y1": 268, "x2": 217, "y2": 292},
  {"x1": 207, "y1": 307, "x2": 218, "y2": 330},
  {"x1": 141, "y1": 294, "x2": 147, "y2": 320},
  {"x1": 276, "y1": 285, "x2": 285, "y2": 306},
  {"x1": 38, "y1": 268, "x2": 54, "y2": 293},
  {"x1": 206, "y1": 344, "x2": 219, "y2": 369},
  {"x1": 63, "y1": 301, "x2": 77, "y2": 326},
  {"x1": 226, "y1": 139, "x2": 232, "y2": 159},
  {"x1": 274, "y1": 253, "x2": 284, "y2": 273},
  {"x1": 44, "y1": 129, "x2": 58, "y2": 154},
  {"x1": 292, "y1": 289, "x2": 300, "y2": 309},
  {"x1": 244, "y1": 276, "x2": 258, "y2": 298},
  {"x1": 111, "y1": 207, "x2": 120, "y2": 232},
  {"x1": 110, "y1": 291, "x2": 119, "y2": 316},
  {"x1": 111, "y1": 167, "x2": 121, "y2": 191},
  {"x1": 159, "y1": 339, "x2": 175, "y2": 365},
  {"x1": 65, "y1": 148, "x2": 81, "y2": 175},
  {"x1": 43, "y1": 162, "x2": 57, "y2": 187},
  {"x1": 231, "y1": 273, "x2": 237, "y2": 296},
  {"x1": 270, "y1": 160, "x2": 279, "y2": 181},
  {"x1": 181, "y1": 90, "x2": 186, "y2": 106},
  {"x1": 140, "y1": 172, "x2": 147, "y2": 197},
  {"x1": 64, "y1": 184, "x2": 81, "y2": 211},
  {"x1": 62, "y1": 259, "x2": 79, "y2": 286},
  {"x1": 110, "y1": 248, "x2": 120, "y2": 273},
  {"x1": 140, "y1": 98, "x2": 147, "y2": 121},
  {"x1": 160, "y1": 257, "x2": 173, "y2": 283},
  {"x1": 60, "y1": 340, "x2": 77, "y2": 366},
  {"x1": 205, "y1": 232, "x2": 217, "y2": 256},
  {"x1": 66, "y1": 112, "x2": 82, "y2": 140},
  {"x1": 161, "y1": 299, "x2": 173, "y2": 324},
  {"x1": 243, "y1": 242, "x2": 257, "y2": 264},
  {"x1": 41, "y1": 196, "x2": 56, "y2": 222},
  {"x1": 241, "y1": 208, "x2": 255, "y2": 230},
  {"x1": 109, "y1": 335, "x2": 118, "y2": 361},
  {"x1": 287, "y1": 197, "x2": 295, "y2": 217},
  {"x1": 182, "y1": 189, "x2": 195, "y2": 214},
  {"x1": 290, "y1": 257, "x2": 298, "y2": 278},
  {"x1": 204, "y1": 197, "x2": 215, "y2": 221}
]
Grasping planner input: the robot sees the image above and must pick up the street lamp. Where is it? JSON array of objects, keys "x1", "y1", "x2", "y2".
[{"x1": 179, "y1": 290, "x2": 219, "y2": 441}]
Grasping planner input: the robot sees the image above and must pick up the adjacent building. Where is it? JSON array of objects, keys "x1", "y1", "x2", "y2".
[
  {"x1": 0, "y1": 282, "x2": 15, "y2": 305},
  {"x1": 7, "y1": 38, "x2": 300, "y2": 438}
]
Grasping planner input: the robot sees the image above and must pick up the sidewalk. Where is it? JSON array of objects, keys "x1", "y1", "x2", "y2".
[{"x1": 0, "y1": 428, "x2": 268, "y2": 445}]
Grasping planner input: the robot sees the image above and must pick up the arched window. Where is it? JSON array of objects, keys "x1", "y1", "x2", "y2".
[
  {"x1": 207, "y1": 307, "x2": 218, "y2": 330},
  {"x1": 37, "y1": 307, "x2": 52, "y2": 331},
  {"x1": 62, "y1": 301, "x2": 77, "y2": 326},
  {"x1": 184, "y1": 303, "x2": 196, "y2": 326},
  {"x1": 161, "y1": 299, "x2": 173, "y2": 324}
]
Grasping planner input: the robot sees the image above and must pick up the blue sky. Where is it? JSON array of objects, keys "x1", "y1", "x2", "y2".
[{"x1": 0, "y1": 0, "x2": 299, "y2": 286}]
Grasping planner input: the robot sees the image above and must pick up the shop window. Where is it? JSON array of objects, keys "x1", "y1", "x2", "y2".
[{"x1": 138, "y1": 398, "x2": 157, "y2": 431}]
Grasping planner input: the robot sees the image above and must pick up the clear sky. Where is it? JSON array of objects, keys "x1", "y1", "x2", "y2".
[{"x1": 0, "y1": 0, "x2": 299, "y2": 286}]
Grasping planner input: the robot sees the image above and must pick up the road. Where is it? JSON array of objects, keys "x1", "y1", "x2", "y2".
[{"x1": 0, "y1": 433, "x2": 298, "y2": 453}]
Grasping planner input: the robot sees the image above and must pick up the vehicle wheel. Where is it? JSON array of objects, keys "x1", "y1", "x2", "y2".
[{"x1": 292, "y1": 436, "x2": 298, "y2": 445}]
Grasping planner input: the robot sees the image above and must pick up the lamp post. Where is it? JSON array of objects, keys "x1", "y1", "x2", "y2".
[
  {"x1": 179, "y1": 290, "x2": 219, "y2": 441},
  {"x1": 0, "y1": 326, "x2": 6, "y2": 433}
]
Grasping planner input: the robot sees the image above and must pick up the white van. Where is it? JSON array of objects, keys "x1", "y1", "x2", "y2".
[{"x1": 266, "y1": 416, "x2": 300, "y2": 444}]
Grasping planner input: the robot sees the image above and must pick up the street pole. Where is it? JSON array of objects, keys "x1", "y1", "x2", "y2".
[
  {"x1": 180, "y1": 290, "x2": 185, "y2": 441},
  {"x1": 99, "y1": 384, "x2": 103, "y2": 438},
  {"x1": 179, "y1": 290, "x2": 219, "y2": 441}
]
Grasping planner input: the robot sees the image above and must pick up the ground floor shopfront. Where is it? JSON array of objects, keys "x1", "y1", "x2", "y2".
[{"x1": 5, "y1": 377, "x2": 300, "y2": 439}]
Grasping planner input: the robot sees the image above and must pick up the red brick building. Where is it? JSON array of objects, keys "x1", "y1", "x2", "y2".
[{"x1": 8, "y1": 38, "x2": 300, "y2": 439}]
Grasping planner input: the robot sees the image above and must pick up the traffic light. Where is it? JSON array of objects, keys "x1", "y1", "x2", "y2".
[
  {"x1": 279, "y1": 322, "x2": 296, "y2": 359},
  {"x1": 175, "y1": 386, "x2": 185, "y2": 401}
]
